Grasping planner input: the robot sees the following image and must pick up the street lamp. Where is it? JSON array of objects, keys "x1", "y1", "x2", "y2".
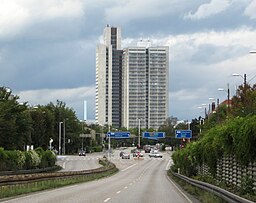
[
  {"x1": 107, "y1": 124, "x2": 111, "y2": 161},
  {"x1": 232, "y1": 73, "x2": 247, "y2": 87},
  {"x1": 209, "y1": 97, "x2": 217, "y2": 113},
  {"x1": 138, "y1": 118, "x2": 141, "y2": 148},
  {"x1": 218, "y1": 83, "x2": 230, "y2": 113},
  {"x1": 59, "y1": 122, "x2": 63, "y2": 155},
  {"x1": 63, "y1": 119, "x2": 67, "y2": 155},
  {"x1": 232, "y1": 73, "x2": 256, "y2": 87},
  {"x1": 49, "y1": 138, "x2": 53, "y2": 150},
  {"x1": 198, "y1": 104, "x2": 207, "y2": 118}
]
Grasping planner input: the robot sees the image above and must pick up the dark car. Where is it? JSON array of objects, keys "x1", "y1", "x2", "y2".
[
  {"x1": 120, "y1": 151, "x2": 124, "y2": 157},
  {"x1": 79, "y1": 150, "x2": 86, "y2": 156}
]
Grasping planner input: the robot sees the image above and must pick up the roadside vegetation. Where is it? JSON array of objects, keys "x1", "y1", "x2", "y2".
[
  {"x1": 171, "y1": 83, "x2": 256, "y2": 201},
  {"x1": 0, "y1": 147, "x2": 56, "y2": 171},
  {"x1": 167, "y1": 170, "x2": 228, "y2": 203},
  {"x1": 0, "y1": 159, "x2": 118, "y2": 199}
]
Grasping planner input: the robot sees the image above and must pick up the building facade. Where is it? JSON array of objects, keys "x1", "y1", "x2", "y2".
[
  {"x1": 96, "y1": 26, "x2": 169, "y2": 129},
  {"x1": 95, "y1": 25, "x2": 122, "y2": 127},
  {"x1": 122, "y1": 46, "x2": 169, "y2": 129}
]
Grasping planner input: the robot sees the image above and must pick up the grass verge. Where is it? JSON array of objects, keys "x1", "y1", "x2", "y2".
[
  {"x1": 0, "y1": 160, "x2": 118, "y2": 199},
  {"x1": 167, "y1": 170, "x2": 228, "y2": 203}
]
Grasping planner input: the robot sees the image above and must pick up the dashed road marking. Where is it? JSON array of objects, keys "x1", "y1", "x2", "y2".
[
  {"x1": 116, "y1": 191, "x2": 121, "y2": 194},
  {"x1": 121, "y1": 164, "x2": 137, "y2": 172},
  {"x1": 104, "y1": 198, "x2": 111, "y2": 202}
]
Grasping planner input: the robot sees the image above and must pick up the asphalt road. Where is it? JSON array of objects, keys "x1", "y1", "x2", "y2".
[
  {"x1": 2, "y1": 149, "x2": 194, "y2": 203},
  {"x1": 56, "y1": 153, "x2": 103, "y2": 171}
]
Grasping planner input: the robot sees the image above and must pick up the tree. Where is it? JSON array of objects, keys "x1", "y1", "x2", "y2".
[
  {"x1": 231, "y1": 84, "x2": 256, "y2": 117},
  {"x1": 45, "y1": 100, "x2": 81, "y2": 154},
  {"x1": 0, "y1": 87, "x2": 31, "y2": 150}
]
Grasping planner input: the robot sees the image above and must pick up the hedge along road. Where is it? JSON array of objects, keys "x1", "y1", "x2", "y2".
[{"x1": 56, "y1": 153, "x2": 103, "y2": 171}]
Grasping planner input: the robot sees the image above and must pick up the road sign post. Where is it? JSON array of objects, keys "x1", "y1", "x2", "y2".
[
  {"x1": 142, "y1": 132, "x2": 165, "y2": 139},
  {"x1": 107, "y1": 132, "x2": 131, "y2": 138},
  {"x1": 175, "y1": 130, "x2": 192, "y2": 139}
]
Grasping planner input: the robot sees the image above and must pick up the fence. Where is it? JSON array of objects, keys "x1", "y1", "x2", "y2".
[{"x1": 196, "y1": 155, "x2": 256, "y2": 191}]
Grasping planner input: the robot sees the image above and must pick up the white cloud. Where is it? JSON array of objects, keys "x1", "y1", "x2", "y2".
[
  {"x1": 17, "y1": 86, "x2": 95, "y2": 105},
  {"x1": 184, "y1": 0, "x2": 231, "y2": 20},
  {"x1": 17, "y1": 86, "x2": 95, "y2": 119},
  {"x1": 0, "y1": 1, "x2": 30, "y2": 38},
  {"x1": 0, "y1": 0, "x2": 85, "y2": 39},
  {"x1": 244, "y1": 0, "x2": 256, "y2": 19},
  {"x1": 123, "y1": 27, "x2": 256, "y2": 65}
]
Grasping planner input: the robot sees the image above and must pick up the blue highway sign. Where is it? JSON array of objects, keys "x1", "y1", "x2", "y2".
[
  {"x1": 107, "y1": 132, "x2": 130, "y2": 138},
  {"x1": 142, "y1": 132, "x2": 165, "y2": 139},
  {"x1": 175, "y1": 130, "x2": 192, "y2": 139}
]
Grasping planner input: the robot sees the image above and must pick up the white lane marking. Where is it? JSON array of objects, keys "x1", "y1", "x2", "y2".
[
  {"x1": 124, "y1": 186, "x2": 128, "y2": 189},
  {"x1": 116, "y1": 191, "x2": 121, "y2": 194},
  {"x1": 121, "y1": 163, "x2": 137, "y2": 172},
  {"x1": 104, "y1": 198, "x2": 111, "y2": 202},
  {"x1": 166, "y1": 160, "x2": 171, "y2": 170}
]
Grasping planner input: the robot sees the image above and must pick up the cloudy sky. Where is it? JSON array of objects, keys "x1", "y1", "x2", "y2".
[{"x1": 1, "y1": 0, "x2": 256, "y2": 122}]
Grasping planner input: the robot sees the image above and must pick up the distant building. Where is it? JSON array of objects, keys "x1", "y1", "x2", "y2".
[
  {"x1": 122, "y1": 46, "x2": 169, "y2": 129},
  {"x1": 95, "y1": 26, "x2": 122, "y2": 128},
  {"x1": 96, "y1": 25, "x2": 169, "y2": 129}
]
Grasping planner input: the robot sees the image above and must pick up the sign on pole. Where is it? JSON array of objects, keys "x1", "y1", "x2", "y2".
[
  {"x1": 107, "y1": 132, "x2": 130, "y2": 138},
  {"x1": 175, "y1": 130, "x2": 192, "y2": 139},
  {"x1": 142, "y1": 132, "x2": 165, "y2": 139}
]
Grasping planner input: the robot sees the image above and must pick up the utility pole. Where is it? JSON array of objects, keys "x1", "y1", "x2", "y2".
[
  {"x1": 138, "y1": 119, "x2": 141, "y2": 148},
  {"x1": 58, "y1": 122, "x2": 63, "y2": 155},
  {"x1": 244, "y1": 73, "x2": 247, "y2": 87},
  {"x1": 108, "y1": 125, "x2": 111, "y2": 161},
  {"x1": 227, "y1": 83, "x2": 230, "y2": 114}
]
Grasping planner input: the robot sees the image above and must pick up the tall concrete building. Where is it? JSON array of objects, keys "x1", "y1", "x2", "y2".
[
  {"x1": 96, "y1": 26, "x2": 169, "y2": 129},
  {"x1": 95, "y1": 25, "x2": 122, "y2": 127},
  {"x1": 122, "y1": 45, "x2": 169, "y2": 129}
]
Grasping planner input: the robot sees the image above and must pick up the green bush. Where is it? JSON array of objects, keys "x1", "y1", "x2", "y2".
[
  {"x1": 24, "y1": 150, "x2": 41, "y2": 169},
  {"x1": 44, "y1": 150, "x2": 56, "y2": 167},
  {"x1": 0, "y1": 148, "x2": 56, "y2": 171},
  {"x1": 0, "y1": 147, "x2": 8, "y2": 170},
  {"x1": 5, "y1": 150, "x2": 25, "y2": 170},
  {"x1": 92, "y1": 146, "x2": 103, "y2": 152}
]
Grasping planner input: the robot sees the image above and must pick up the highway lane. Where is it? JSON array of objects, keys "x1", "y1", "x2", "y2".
[
  {"x1": 2, "y1": 149, "x2": 193, "y2": 203},
  {"x1": 56, "y1": 153, "x2": 103, "y2": 171}
]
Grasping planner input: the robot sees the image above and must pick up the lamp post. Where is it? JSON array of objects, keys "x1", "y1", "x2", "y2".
[
  {"x1": 218, "y1": 83, "x2": 230, "y2": 113},
  {"x1": 49, "y1": 138, "x2": 53, "y2": 150},
  {"x1": 59, "y1": 122, "x2": 63, "y2": 155},
  {"x1": 138, "y1": 119, "x2": 141, "y2": 148},
  {"x1": 232, "y1": 73, "x2": 256, "y2": 86},
  {"x1": 108, "y1": 124, "x2": 111, "y2": 161},
  {"x1": 232, "y1": 73, "x2": 247, "y2": 87},
  {"x1": 63, "y1": 120, "x2": 66, "y2": 155}
]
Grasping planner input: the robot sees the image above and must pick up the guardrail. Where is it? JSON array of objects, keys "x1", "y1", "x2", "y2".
[
  {"x1": 0, "y1": 166, "x2": 61, "y2": 176},
  {"x1": 171, "y1": 170, "x2": 254, "y2": 203},
  {"x1": 0, "y1": 159, "x2": 116, "y2": 187}
]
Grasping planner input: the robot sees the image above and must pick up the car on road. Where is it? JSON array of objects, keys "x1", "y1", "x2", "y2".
[
  {"x1": 79, "y1": 150, "x2": 86, "y2": 156},
  {"x1": 120, "y1": 151, "x2": 124, "y2": 157},
  {"x1": 149, "y1": 151, "x2": 163, "y2": 158},
  {"x1": 122, "y1": 153, "x2": 130, "y2": 159},
  {"x1": 133, "y1": 150, "x2": 144, "y2": 157}
]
